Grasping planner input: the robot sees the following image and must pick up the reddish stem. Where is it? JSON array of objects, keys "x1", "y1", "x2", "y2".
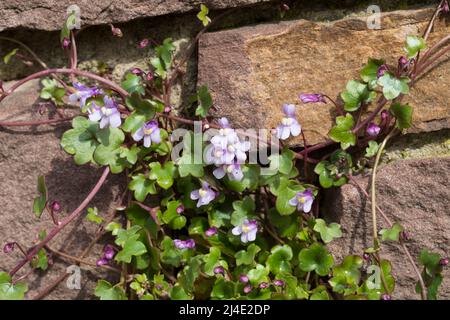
[
  {"x1": 9, "y1": 167, "x2": 110, "y2": 277},
  {"x1": 0, "y1": 116, "x2": 74, "y2": 127}
]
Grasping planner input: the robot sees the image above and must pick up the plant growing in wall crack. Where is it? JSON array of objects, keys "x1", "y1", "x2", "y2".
[{"x1": 0, "y1": 1, "x2": 449, "y2": 300}]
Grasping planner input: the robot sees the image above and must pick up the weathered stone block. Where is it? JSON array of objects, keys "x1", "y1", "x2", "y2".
[
  {"x1": 198, "y1": 8, "x2": 450, "y2": 145},
  {"x1": 323, "y1": 157, "x2": 450, "y2": 299},
  {"x1": 0, "y1": 0, "x2": 272, "y2": 32}
]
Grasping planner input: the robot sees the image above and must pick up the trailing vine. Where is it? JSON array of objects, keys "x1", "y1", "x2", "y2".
[{"x1": 0, "y1": 1, "x2": 449, "y2": 300}]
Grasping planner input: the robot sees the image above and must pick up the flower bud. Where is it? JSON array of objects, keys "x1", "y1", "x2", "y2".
[
  {"x1": 440, "y1": 257, "x2": 449, "y2": 266},
  {"x1": 377, "y1": 65, "x2": 388, "y2": 79},
  {"x1": 273, "y1": 279, "x2": 285, "y2": 287},
  {"x1": 442, "y1": 1, "x2": 449, "y2": 13},
  {"x1": 62, "y1": 38, "x2": 71, "y2": 49},
  {"x1": 239, "y1": 274, "x2": 249, "y2": 283},
  {"x1": 96, "y1": 258, "x2": 109, "y2": 266},
  {"x1": 281, "y1": 4, "x2": 290, "y2": 11},
  {"x1": 398, "y1": 56, "x2": 408, "y2": 66},
  {"x1": 205, "y1": 227, "x2": 218, "y2": 237},
  {"x1": 381, "y1": 294, "x2": 391, "y2": 300},
  {"x1": 103, "y1": 244, "x2": 115, "y2": 260},
  {"x1": 110, "y1": 25, "x2": 123, "y2": 38},
  {"x1": 131, "y1": 68, "x2": 143, "y2": 75},
  {"x1": 146, "y1": 72, "x2": 154, "y2": 82},
  {"x1": 139, "y1": 38, "x2": 149, "y2": 49},
  {"x1": 363, "y1": 253, "x2": 370, "y2": 261},
  {"x1": 3, "y1": 242, "x2": 15, "y2": 253},
  {"x1": 259, "y1": 282, "x2": 269, "y2": 289},
  {"x1": 50, "y1": 200, "x2": 62, "y2": 212},
  {"x1": 366, "y1": 122, "x2": 381, "y2": 137},
  {"x1": 164, "y1": 106, "x2": 171, "y2": 113},
  {"x1": 381, "y1": 110, "x2": 389, "y2": 120},
  {"x1": 243, "y1": 285, "x2": 252, "y2": 294},
  {"x1": 176, "y1": 204, "x2": 184, "y2": 214},
  {"x1": 213, "y1": 266, "x2": 224, "y2": 275}
]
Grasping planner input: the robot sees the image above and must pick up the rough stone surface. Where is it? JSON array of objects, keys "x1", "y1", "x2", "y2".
[
  {"x1": 198, "y1": 8, "x2": 450, "y2": 145},
  {"x1": 323, "y1": 157, "x2": 450, "y2": 300},
  {"x1": 0, "y1": 80, "x2": 123, "y2": 299},
  {"x1": 0, "y1": 0, "x2": 271, "y2": 32}
]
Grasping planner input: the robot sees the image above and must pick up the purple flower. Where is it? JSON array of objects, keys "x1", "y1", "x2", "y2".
[
  {"x1": 289, "y1": 189, "x2": 314, "y2": 213},
  {"x1": 96, "y1": 258, "x2": 109, "y2": 266},
  {"x1": 377, "y1": 65, "x2": 388, "y2": 79},
  {"x1": 205, "y1": 227, "x2": 218, "y2": 237},
  {"x1": 132, "y1": 120, "x2": 161, "y2": 147},
  {"x1": 243, "y1": 285, "x2": 252, "y2": 294},
  {"x1": 174, "y1": 239, "x2": 196, "y2": 250},
  {"x1": 88, "y1": 96, "x2": 121, "y2": 128},
  {"x1": 239, "y1": 275, "x2": 249, "y2": 283},
  {"x1": 3, "y1": 242, "x2": 15, "y2": 253},
  {"x1": 218, "y1": 117, "x2": 231, "y2": 129},
  {"x1": 276, "y1": 104, "x2": 301, "y2": 140},
  {"x1": 69, "y1": 82, "x2": 102, "y2": 108},
  {"x1": 366, "y1": 122, "x2": 381, "y2": 137},
  {"x1": 273, "y1": 279, "x2": 285, "y2": 287},
  {"x1": 232, "y1": 219, "x2": 258, "y2": 243},
  {"x1": 190, "y1": 181, "x2": 217, "y2": 207},
  {"x1": 103, "y1": 245, "x2": 115, "y2": 260},
  {"x1": 213, "y1": 266, "x2": 225, "y2": 275},
  {"x1": 259, "y1": 282, "x2": 269, "y2": 289},
  {"x1": 299, "y1": 93, "x2": 325, "y2": 104},
  {"x1": 213, "y1": 162, "x2": 244, "y2": 181}
]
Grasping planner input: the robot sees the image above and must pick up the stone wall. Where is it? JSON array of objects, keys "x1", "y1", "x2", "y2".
[{"x1": 0, "y1": 0, "x2": 448, "y2": 299}]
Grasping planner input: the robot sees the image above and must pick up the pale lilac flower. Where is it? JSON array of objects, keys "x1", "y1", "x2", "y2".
[
  {"x1": 239, "y1": 275, "x2": 249, "y2": 283},
  {"x1": 69, "y1": 82, "x2": 102, "y2": 108},
  {"x1": 3, "y1": 242, "x2": 15, "y2": 253},
  {"x1": 259, "y1": 282, "x2": 269, "y2": 289},
  {"x1": 377, "y1": 65, "x2": 388, "y2": 79},
  {"x1": 174, "y1": 239, "x2": 196, "y2": 250},
  {"x1": 289, "y1": 189, "x2": 314, "y2": 213},
  {"x1": 276, "y1": 104, "x2": 301, "y2": 140},
  {"x1": 366, "y1": 122, "x2": 381, "y2": 136},
  {"x1": 273, "y1": 279, "x2": 285, "y2": 287},
  {"x1": 190, "y1": 181, "x2": 216, "y2": 207},
  {"x1": 103, "y1": 245, "x2": 115, "y2": 260},
  {"x1": 243, "y1": 285, "x2": 252, "y2": 294},
  {"x1": 89, "y1": 96, "x2": 121, "y2": 128},
  {"x1": 213, "y1": 266, "x2": 225, "y2": 275},
  {"x1": 213, "y1": 162, "x2": 244, "y2": 181},
  {"x1": 132, "y1": 120, "x2": 161, "y2": 147},
  {"x1": 232, "y1": 219, "x2": 258, "y2": 243},
  {"x1": 205, "y1": 227, "x2": 218, "y2": 237},
  {"x1": 299, "y1": 93, "x2": 325, "y2": 104}
]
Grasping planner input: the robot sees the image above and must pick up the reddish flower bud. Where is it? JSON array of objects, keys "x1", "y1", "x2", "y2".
[
  {"x1": 96, "y1": 258, "x2": 109, "y2": 266},
  {"x1": 381, "y1": 294, "x2": 392, "y2": 300},
  {"x1": 259, "y1": 282, "x2": 269, "y2": 289},
  {"x1": 205, "y1": 227, "x2": 218, "y2": 237},
  {"x1": 3, "y1": 242, "x2": 15, "y2": 253},
  {"x1": 243, "y1": 285, "x2": 252, "y2": 294},
  {"x1": 363, "y1": 253, "x2": 370, "y2": 260},
  {"x1": 440, "y1": 257, "x2": 449, "y2": 266},
  {"x1": 239, "y1": 274, "x2": 249, "y2": 283},
  {"x1": 110, "y1": 25, "x2": 123, "y2": 38},
  {"x1": 62, "y1": 38, "x2": 71, "y2": 49},
  {"x1": 50, "y1": 200, "x2": 62, "y2": 213},
  {"x1": 176, "y1": 204, "x2": 184, "y2": 214},
  {"x1": 139, "y1": 38, "x2": 149, "y2": 49},
  {"x1": 131, "y1": 68, "x2": 143, "y2": 75},
  {"x1": 146, "y1": 72, "x2": 154, "y2": 82},
  {"x1": 281, "y1": 4, "x2": 290, "y2": 11},
  {"x1": 381, "y1": 110, "x2": 389, "y2": 120},
  {"x1": 442, "y1": 1, "x2": 449, "y2": 13},
  {"x1": 213, "y1": 266, "x2": 225, "y2": 275},
  {"x1": 103, "y1": 244, "x2": 115, "y2": 260},
  {"x1": 164, "y1": 106, "x2": 171, "y2": 113},
  {"x1": 273, "y1": 279, "x2": 285, "y2": 287}
]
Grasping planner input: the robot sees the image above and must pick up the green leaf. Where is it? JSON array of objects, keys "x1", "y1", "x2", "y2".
[
  {"x1": 340, "y1": 80, "x2": 376, "y2": 112},
  {"x1": 128, "y1": 174, "x2": 157, "y2": 202},
  {"x1": 121, "y1": 73, "x2": 144, "y2": 95},
  {"x1": 377, "y1": 72, "x2": 409, "y2": 100},
  {"x1": 3, "y1": 48, "x2": 18, "y2": 64},
  {"x1": 169, "y1": 284, "x2": 193, "y2": 300},
  {"x1": 268, "y1": 148, "x2": 295, "y2": 175},
  {"x1": 203, "y1": 247, "x2": 224, "y2": 276},
  {"x1": 61, "y1": 116, "x2": 99, "y2": 165},
  {"x1": 197, "y1": 4, "x2": 211, "y2": 26},
  {"x1": 211, "y1": 278, "x2": 235, "y2": 299},
  {"x1": 115, "y1": 238, "x2": 147, "y2": 263},
  {"x1": 247, "y1": 264, "x2": 270, "y2": 285},
  {"x1": 40, "y1": 78, "x2": 66, "y2": 105},
  {"x1": 329, "y1": 255, "x2": 363, "y2": 295},
  {"x1": 179, "y1": 256, "x2": 203, "y2": 292},
  {"x1": 93, "y1": 127, "x2": 127, "y2": 173},
  {"x1": 235, "y1": 244, "x2": 261, "y2": 266},
  {"x1": 123, "y1": 92, "x2": 159, "y2": 133},
  {"x1": 176, "y1": 132, "x2": 205, "y2": 178},
  {"x1": 275, "y1": 181, "x2": 305, "y2": 215},
  {"x1": 266, "y1": 245, "x2": 293, "y2": 275},
  {"x1": 94, "y1": 280, "x2": 127, "y2": 300},
  {"x1": 298, "y1": 243, "x2": 334, "y2": 276},
  {"x1": 231, "y1": 196, "x2": 255, "y2": 226},
  {"x1": 418, "y1": 249, "x2": 441, "y2": 276},
  {"x1": 195, "y1": 85, "x2": 213, "y2": 117},
  {"x1": 379, "y1": 223, "x2": 403, "y2": 242},
  {"x1": 119, "y1": 145, "x2": 139, "y2": 165},
  {"x1": 329, "y1": 113, "x2": 356, "y2": 150},
  {"x1": 149, "y1": 161, "x2": 177, "y2": 189},
  {"x1": 404, "y1": 35, "x2": 426, "y2": 59},
  {"x1": 365, "y1": 141, "x2": 379, "y2": 158},
  {"x1": 86, "y1": 207, "x2": 104, "y2": 224},
  {"x1": 268, "y1": 208, "x2": 299, "y2": 240},
  {"x1": 0, "y1": 272, "x2": 28, "y2": 300},
  {"x1": 389, "y1": 102, "x2": 413, "y2": 130},
  {"x1": 313, "y1": 219, "x2": 342, "y2": 243},
  {"x1": 360, "y1": 58, "x2": 384, "y2": 87},
  {"x1": 30, "y1": 249, "x2": 48, "y2": 271},
  {"x1": 33, "y1": 175, "x2": 47, "y2": 218}
]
